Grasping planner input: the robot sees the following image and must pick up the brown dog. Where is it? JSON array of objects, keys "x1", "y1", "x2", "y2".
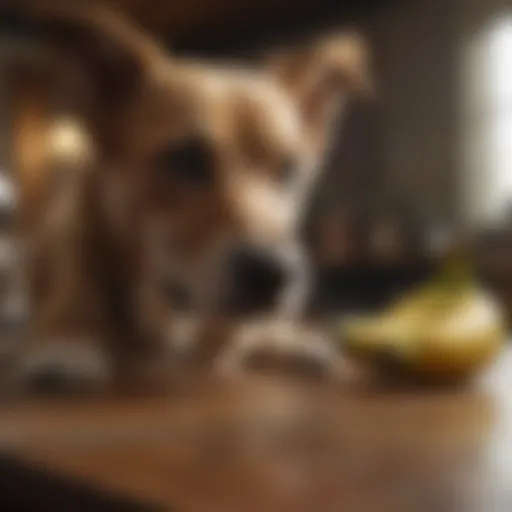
[{"x1": 17, "y1": 3, "x2": 371, "y2": 390}]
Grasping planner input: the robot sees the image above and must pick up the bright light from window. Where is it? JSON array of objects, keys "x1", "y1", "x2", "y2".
[
  {"x1": 465, "y1": 13, "x2": 512, "y2": 225},
  {"x1": 485, "y1": 15, "x2": 512, "y2": 111}
]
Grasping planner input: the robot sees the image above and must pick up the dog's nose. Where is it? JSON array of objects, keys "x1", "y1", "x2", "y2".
[{"x1": 227, "y1": 249, "x2": 286, "y2": 314}]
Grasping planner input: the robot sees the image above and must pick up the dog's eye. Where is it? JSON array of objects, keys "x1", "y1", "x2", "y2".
[
  {"x1": 156, "y1": 138, "x2": 213, "y2": 185},
  {"x1": 278, "y1": 158, "x2": 298, "y2": 186}
]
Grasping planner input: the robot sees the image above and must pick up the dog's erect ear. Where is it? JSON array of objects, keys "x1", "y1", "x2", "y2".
[
  {"x1": 24, "y1": 1, "x2": 167, "y2": 109},
  {"x1": 265, "y1": 30, "x2": 372, "y2": 142}
]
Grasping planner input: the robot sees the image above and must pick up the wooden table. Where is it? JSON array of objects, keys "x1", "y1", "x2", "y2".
[{"x1": 0, "y1": 350, "x2": 511, "y2": 511}]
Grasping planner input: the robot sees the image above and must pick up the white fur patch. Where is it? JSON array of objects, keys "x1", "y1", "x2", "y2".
[{"x1": 216, "y1": 319, "x2": 339, "y2": 379}]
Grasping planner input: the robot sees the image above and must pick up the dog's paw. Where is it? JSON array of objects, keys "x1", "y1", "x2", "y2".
[
  {"x1": 215, "y1": 319, "x2": 342, "y2": 381},
  {"x1": 17, "y1": 337, "x2": 112, "y2": 394}
]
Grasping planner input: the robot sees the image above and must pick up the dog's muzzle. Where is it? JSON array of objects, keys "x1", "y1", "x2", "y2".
[{"x1": 219, "y1": 245, "x2": 309, "y2": 316}]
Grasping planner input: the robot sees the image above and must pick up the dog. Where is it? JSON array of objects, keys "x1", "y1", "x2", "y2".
[{"x1": 16, "y1": 2, "x2": 372, "y2": 391}]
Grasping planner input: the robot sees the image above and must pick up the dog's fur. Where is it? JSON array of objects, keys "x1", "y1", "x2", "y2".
[{"x1": 17, "y1": 2, "x2": 371, "y2": 389}]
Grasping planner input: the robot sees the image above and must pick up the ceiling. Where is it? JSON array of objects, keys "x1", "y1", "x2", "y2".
[
  {"x1": 6, "y1": 0, "x2": 394, "y2": 56},
  {"x1": 109, "y1": 0, "x2": 389, "y2": 54}
]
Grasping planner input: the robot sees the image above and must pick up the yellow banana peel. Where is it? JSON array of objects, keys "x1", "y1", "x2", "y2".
[{"x1": 342, "y1": 253, "x2": 506, "y2": 381}]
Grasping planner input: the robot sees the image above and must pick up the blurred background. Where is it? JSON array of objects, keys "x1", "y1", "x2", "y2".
[{"x1": 0, "y1": 0, "x2": 512, "y2": 510}]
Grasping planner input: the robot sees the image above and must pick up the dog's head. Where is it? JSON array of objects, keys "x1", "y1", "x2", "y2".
[{"x1": 31, "y1": 3, "x2": 372, "y2": 316}]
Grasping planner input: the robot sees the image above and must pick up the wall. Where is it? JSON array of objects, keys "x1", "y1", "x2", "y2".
[{"x1": 369, "y1": 0, "x2": 460, "y2": 224}]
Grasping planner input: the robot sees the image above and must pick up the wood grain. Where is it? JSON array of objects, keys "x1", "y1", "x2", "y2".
[{"x1": 0, "y1": 350, "x2": 510, "y2": 511}]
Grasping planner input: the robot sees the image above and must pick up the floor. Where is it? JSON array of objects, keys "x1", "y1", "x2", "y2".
[{"x1": 0, "y1": 349, "x2": 511, "y2": 511}]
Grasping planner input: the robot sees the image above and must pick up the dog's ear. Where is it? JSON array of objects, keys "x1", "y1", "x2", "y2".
[
  {"x1": 265, "y1": 30, "x2": 372, "y2": 143},
  {"x1": 24, "y1": 1, "x2": 167, "y2": 110}
]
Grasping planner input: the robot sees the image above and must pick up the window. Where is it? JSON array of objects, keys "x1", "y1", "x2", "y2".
[{"x1": 463, "y1": 13, "x2": 512, "y2": 226}]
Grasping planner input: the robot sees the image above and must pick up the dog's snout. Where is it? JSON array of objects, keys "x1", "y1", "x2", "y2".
[
  {"x1": 226, "y1": 249, "x2": 286, "y2": 314},
  {"x1": 232, "y1": 250, "x2": 285, "y2": 292}
]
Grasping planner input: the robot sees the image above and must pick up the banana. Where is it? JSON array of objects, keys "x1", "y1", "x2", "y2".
[{"x1": 341, "y1": 249, "x2": 506, "y2": 381}]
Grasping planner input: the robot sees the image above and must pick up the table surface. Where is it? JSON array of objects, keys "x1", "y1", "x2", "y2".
[{"x1": 0, "y1": 349, "x2": 511, "y2": 512}]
